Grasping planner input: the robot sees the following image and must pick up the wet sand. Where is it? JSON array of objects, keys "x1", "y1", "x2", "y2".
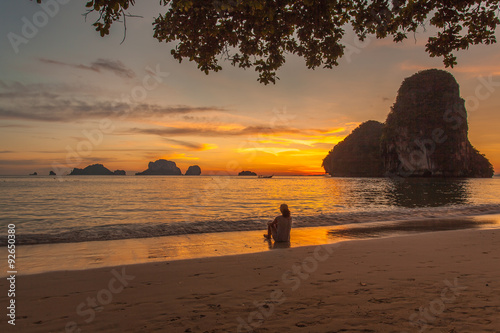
[
  {"x1": 5, "y1": 214, "x2": 500, "y2": 277},
  {"x1": 1, "y1": 226, "x2": 500, "y2": 332}
]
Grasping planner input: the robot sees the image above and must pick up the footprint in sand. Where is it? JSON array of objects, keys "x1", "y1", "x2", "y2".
[
  {"x1": 295, "y1": 320, "x2": 320, "y2": 328},
  {"x1": 368, "y1": 298, "x2": 392, "y2": 304}
]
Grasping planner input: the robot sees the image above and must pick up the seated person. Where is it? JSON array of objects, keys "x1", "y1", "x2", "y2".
[{"x1": 264, "y1": 204, "x2": 292, "y2": 242}]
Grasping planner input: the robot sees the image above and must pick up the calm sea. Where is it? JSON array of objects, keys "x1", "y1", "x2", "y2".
[{"x1": 1, "y1": 175, "x2": 500, "y2": 246}]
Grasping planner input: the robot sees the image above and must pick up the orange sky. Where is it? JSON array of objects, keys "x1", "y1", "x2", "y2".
[{"x1": 1, "y1": 2, "x2": 499, "y2": 176}]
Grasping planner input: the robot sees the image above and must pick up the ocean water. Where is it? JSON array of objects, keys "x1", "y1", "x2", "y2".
[{"x1": 1, "y1": 175, "x2": 500, "y2": 246}]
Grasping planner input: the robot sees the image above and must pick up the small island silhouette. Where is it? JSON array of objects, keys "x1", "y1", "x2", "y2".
[
  {"x1": 69, "y1": 164, "x2": 126, "y2": 176},
  {"x1": 238, "y1": 171, "x2": 257, "y2": 176},
  {"x1": 136, "y1": 159, "x2": 182, "y2": 175},
  {"x1": 136, "y1": 159, "x2": 201, "y2": 175},
  {"x1": 185, "y1": 165, "x2": 202, "y2": 175},
  {"x1": 66, "y1": 160, "x2": 201, "y2": 176}
]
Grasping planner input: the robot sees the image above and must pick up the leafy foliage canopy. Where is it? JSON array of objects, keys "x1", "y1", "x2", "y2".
[{"x1": 34, "y1": 0, "x2": 500, "y2": 84}]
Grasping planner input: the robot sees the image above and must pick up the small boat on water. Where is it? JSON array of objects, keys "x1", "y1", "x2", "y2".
[{"x1": 258, "y1": 175, "x2": 273, "y2": 178}]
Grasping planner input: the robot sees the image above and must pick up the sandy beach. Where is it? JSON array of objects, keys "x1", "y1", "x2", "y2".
[
  {"x1": 1, "y1": 227, "x2": 499, "y2": 332},
  {"x1": 3, "y1": 2, "x2": 500, "y2": 333}
]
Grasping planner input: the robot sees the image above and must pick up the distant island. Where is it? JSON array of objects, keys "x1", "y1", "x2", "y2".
[
  {"x1": 322, "y1": 69, "x2": 494, "y2": 178},
  {"x1": 29, "y1": 172, "x2": 37, "y2": 176},
  {"x1": 239, "y1": 171, "x2": 257, "y2": 176},
  {"x1": 185, "y1": 165, "x2": 201, "y2": 175},
  {"x1": 136, "y1": 159, "x2": 201, "y2": 175},
  {"x1": 64, "y1": 160, "x2": 201, "y2": 176},
  {"x1": 49, "y1": 171, "x2": 56, "y2": 176},
  {"x1": 69, "y1": 164, "x2": 126, "y2": 176}
]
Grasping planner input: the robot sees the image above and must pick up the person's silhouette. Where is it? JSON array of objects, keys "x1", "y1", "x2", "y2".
[{"x1": 264, "y1": 204, "x2": 292, "y2": 242}]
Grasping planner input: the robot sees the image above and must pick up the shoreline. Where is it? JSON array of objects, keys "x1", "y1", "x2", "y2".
[
  {"x1": 3, "y1": 213, "x2": 500, "y2": 277},
  {"x1": 7, "y1": 203, "x2": 500, "y2": 247},
  {"x1": 1, "y1": 227, "x2": 499, "y2": 332}
]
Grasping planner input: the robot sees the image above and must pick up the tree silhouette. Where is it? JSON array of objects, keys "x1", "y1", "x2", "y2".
[{"x1": 35, "y1": 0, "x2": 500, "y2": 84}]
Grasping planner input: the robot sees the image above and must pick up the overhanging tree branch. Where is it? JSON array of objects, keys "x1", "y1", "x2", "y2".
[{"x1": 32, "y1": 0, "x2": 500, "y2": 85}]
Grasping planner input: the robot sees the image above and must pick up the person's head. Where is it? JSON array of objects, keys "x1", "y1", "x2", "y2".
[{"x1": 280, "y1": 204, "x2": 291, "y2": 218}]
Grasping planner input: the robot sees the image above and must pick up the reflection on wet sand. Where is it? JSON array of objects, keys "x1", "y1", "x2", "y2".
[
  {"x1": 327, "y1": 216, "x2": 499, "y2": 240},
  {"x1": 265, "y1": 239, "x2": 291, "y2": 249},
  {"x1": 9, "y1": 214, "x2": 500, "y2": 277}
]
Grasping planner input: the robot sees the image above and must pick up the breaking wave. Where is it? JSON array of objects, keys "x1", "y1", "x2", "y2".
[{"x1": 7, "y1": 203, "x2": 500, "y2": 246}]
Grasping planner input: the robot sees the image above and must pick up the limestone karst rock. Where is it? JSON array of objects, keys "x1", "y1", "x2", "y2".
[
  {"x1": 323, "y1": 69, "x2": 493, "y2": 178},
  {"x1": 136, "y1": 159, "x2": 182, "y2": 175},
  {"x1": 185, "y1": 165, "x2": 201, "y2": 175},
  {"x1": 69, "y1": 164, "x2": 114, "y2": 175},
  {"x1": 382, "y1": 69, "x2": 493, "y2": 177},
  {"x1": 238, "y1": 171, "x2": 257, "y2": 176},
  {"x1": 322, "y1": 121, "x2": 384, "y2": 177}
]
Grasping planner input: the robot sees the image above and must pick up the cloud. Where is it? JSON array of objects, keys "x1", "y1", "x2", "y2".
[
  {"x1": 0, "y1": 103, "x2": 224, "y2": 122},
  {"x1": 161, "y1": 153, "x2": 200, "y2": 161},
  {"x1": 311, "y1": 142, "x2": 336, "y2": 149},
  {"x1": 313, "y1": 127, "x2": 351, "y2": 135},
  {"x1": 128, "y1": 125, "x2": 300, "y2": 137},
  {"x1": 162, "y1": 138, "x2": 217, "y2": 151},
  {"x1": 0, "y1": 124, "x2": 33, "y2": 128},
  {"x1": 0, "y1": 81, "x2": 226, "y2": 122},
  {"x1": 40, "y1": 58, "x2": 136, "y2": 79},
  {"x1": 0, "y1": 158, "x2": 40, "y2": 165},
  {"x1": 236, "y1": 147, "x2": 300, "y2": 155},
  {"x1": 122, "y1": 123, "x2": 356, "y2": 154}
]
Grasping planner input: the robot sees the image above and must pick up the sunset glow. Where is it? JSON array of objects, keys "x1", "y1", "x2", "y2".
[{"x1": 1, "y1": 2, "x2": 499, "y2": 176}]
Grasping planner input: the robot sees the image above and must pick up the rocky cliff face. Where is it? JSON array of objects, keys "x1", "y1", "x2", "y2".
[
  {"x1": 136, "y1": 159, "x2": 182, "y2": 175},
  {"x1": 382, "y1": 69, "x2": 493, "y2": 177},
  {"x1": 185, "y1": 165, "x2": 201, "y2": 175},
  {"x1": 323, "y1": 69, "x2": 493, "y2": 178},
  {"x1": 322, "y1": 121, "x2": 384, "y2": 177}
]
